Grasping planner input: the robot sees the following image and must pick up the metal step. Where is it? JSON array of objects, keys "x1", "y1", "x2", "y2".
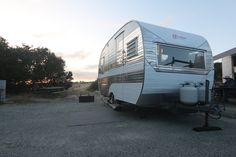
[
  {"x1": 107, "y1": 103, "x2": 121, "y2": 110},
  {"x1": 102, "y1": 96, "x2": 122, "y2": 111}
]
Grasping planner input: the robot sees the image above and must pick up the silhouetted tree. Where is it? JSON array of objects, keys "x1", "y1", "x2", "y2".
[
  {"x1": 0, "y1": 36, "x2": 73, "y2": 92},
  {"x1": 88, "y1": 79, "x2": 98, "y2": 91}
]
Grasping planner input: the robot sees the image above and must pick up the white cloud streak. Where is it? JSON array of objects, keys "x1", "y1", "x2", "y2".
[{"x1": 159, "y1": 16, "x2": 174, "y2": 27}]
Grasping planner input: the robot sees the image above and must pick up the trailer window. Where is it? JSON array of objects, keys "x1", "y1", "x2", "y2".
[
  {"x1": 127, "y1": 37, "x2": 138, "y2": 59},
  {"x1": 157, "y1": 44, "x2": 205, "y2": 69}
]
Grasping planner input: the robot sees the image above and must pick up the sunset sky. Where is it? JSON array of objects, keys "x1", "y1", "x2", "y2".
[{"x1": 0, "y1": 0, "x2": 236, "y2": 81}]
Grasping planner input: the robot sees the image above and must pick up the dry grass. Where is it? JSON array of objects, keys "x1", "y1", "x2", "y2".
[
  {"x1": 66, "y1": 82, "x2": 91, "y2": 94},
  {"x1": 4, "y1": 82, "x2": 93, "y2": 104},
  {"x1": 5, "y1": 93, "x2": 52, "y2": 104}
]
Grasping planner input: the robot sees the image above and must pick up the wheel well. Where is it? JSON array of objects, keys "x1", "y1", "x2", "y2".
[{"x1": 109, "y1": 92, "x2": 114, "y2": 97}]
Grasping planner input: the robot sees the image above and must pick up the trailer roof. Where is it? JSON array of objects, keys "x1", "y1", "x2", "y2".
[
  {"x1": 137, "y1": 21, "x2": 209, "y2": 50},
  {"x1": 100, "y1": 20, "x2": 211, "y2": 55}
]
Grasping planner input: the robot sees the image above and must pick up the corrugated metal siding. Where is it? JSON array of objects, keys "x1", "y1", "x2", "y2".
[
  {"x1": 98, "y1": 21, "x2": 144, "y2": 98},
  {"x1": 98, "y1": 23, "x2": 144, "y2": 76}
]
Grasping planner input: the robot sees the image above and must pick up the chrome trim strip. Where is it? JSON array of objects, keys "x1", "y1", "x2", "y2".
[{"x1": 153, "y1": 66, "x2": 209, "y2": 75}]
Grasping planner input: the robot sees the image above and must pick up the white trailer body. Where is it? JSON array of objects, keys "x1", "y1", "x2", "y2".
[{"x1": 98, "y1": 21, "x2": 214, "y2": 106}]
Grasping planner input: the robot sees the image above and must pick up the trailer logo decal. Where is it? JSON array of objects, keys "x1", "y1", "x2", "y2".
[{"x1": 172, "y1": 34, "x2": 186, "y2": 40}]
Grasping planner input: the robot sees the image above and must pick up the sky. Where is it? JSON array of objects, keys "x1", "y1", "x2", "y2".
[{"x1": 0, "y1": 0, "x2": 236, "y2": 81}]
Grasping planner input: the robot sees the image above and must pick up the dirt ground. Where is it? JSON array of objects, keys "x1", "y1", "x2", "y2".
[{"x1": 1, "y1": 83, "x2": 236, "y2": 157}]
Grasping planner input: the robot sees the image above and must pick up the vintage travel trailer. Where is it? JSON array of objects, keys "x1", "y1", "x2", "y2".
[{"x1": 98, "y1": 21, "x2": 214, "y2": 107}]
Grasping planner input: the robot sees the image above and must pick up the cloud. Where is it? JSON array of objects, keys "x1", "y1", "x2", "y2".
[
  {"x1": 72, "y1": 70, "x2": 98, "y2": 82},
  {"x1": 84, "y1": 64, "x2": 98, "y2": 71},
  {"x1": 33, "y1": 32, "x2": 65, "y2": 39},
  {"x1": 159, "y1": 16, "x2": 174, "y2": 27},
  {"x1": 52, "y1": 48, "x2": 99, "y2": 81},
  {"x1": 57, "y1": 50, "x2": 98, "y2": 81},
  {"x1": 67, "y1": 63, "x2": 98, "y2": 81},
  {"x1": 57, "y1": 50, "x2": 93, "y2": 61}
]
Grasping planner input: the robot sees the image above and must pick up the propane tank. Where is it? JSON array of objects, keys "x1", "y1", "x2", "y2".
[
  {"x1": 198, "y1": 82, "x2": 211, "y2": 103},
  {"x1": 180, "y1": 82, "x2": 198, "y2": 105},
  {"x1": 198, "y1": 82, "x2": 205, "y2": 103}
]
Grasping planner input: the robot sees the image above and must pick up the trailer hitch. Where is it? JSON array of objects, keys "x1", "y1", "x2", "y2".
[{"x1": 193, "y1": 80, "x2": 222, "y2": 132}]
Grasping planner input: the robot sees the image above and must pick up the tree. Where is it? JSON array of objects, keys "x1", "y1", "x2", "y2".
[
  {"x1": 63, "y1": 71, "x2": 73, "y2": 89},
  {"x1": 88, "y1": 79, "x2": 98, "y2": 91},
  {"x1": 30, "y1": 47, "x2": 66, "y2": 85},
  {"x1": 0, "y1": 37, "x2": 10, "y2": 80},
  {"x1": 0, "y1": 36, "x2": 73, "y2": 92}
]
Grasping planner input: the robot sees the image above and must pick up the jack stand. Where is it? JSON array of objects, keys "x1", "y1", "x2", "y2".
[{"x1": 193, "y1": 111, "x2": 222, "y2": 132}]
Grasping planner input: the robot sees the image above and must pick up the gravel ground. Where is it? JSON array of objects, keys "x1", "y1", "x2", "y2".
[{"x1": 0, "y1": 94, "x2": 236, "y2": 157}]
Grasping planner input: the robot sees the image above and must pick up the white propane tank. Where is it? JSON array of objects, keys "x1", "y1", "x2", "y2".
[
  {"x1": 198, "y1": 83, "x2": 205, "y2": 103},
  {"x1": 180, "y1": 83, "x2": 198, "y2": 105},
  {"x1": 198, "y1": 83, "x2": 211, "y2": 103}
]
